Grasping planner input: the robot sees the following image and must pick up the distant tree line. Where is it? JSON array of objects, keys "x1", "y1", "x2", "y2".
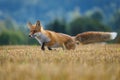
[
  {"x1": 0, "y1": 19, "x2": 38, "y2": 45},
  {"x1": 46, "y1": 17, "x2": 111, "y2": 36},
  {"x1": 0, "y1": 9, "x2": 120, "y2": 45}
]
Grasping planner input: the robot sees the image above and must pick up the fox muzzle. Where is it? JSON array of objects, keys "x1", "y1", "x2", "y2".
[{"x1": 29, "y1": 34, "x2": 36, "y2": 38}]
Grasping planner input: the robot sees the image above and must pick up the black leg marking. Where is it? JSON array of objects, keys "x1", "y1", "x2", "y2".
[
  {"x1": 48, "y1": 47, "x2": 52, "y2": 50},
  {"x1": 41, "y1": 42, "x2": 45, "y2": 50}
]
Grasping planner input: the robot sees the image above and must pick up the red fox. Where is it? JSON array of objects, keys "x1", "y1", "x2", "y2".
[
  {"x1": 75, "y1": 31, "x2": 117, "y2": 44},
  {"x1": 27, "y1": 20, "x2": 76, "y2": 50},
  {"x1": 27, "y1": 20, "x2": 117, "y2": 50}
]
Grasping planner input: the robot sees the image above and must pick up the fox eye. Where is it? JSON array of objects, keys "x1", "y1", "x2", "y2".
[
  {"x1": 33, "y1": 30, "x2": 37, "y2": 33},
  {"x1": 31, "y1": 30, "x2": 37, "y2": 33}
]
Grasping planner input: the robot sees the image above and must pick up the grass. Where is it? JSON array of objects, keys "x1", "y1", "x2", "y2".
[{"x1": 0, "y1": 44, "x2": 120, "y2": 80}]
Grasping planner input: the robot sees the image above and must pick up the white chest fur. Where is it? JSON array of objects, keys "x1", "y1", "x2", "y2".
[{"x1": 34, "y1": 32, "x2": 51, "y2": 45}]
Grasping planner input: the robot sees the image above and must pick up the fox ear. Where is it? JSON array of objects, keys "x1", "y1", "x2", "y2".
[
  {"x1": 36, "y1": 20, "x2": 41, "y2": 27},
  {"x1": 27, "y1": 22, "x2": 32, "y2": 29}
]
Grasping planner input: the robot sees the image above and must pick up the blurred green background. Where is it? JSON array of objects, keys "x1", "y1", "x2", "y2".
[{"x1": 0, "y1": 0, "x2": 120, "y2": 45}]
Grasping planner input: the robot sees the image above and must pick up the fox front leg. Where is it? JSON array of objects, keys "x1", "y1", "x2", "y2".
[{"x1": 41, "y1": 42, "x2": 45, "y2": 50}]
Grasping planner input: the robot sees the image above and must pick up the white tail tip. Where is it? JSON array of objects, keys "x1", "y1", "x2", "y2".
[{"x1": 110, "y1": 32, "x2": 117, "y2": 40}]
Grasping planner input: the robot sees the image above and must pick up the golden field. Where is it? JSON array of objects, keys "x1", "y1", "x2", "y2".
[{"x1": 0, "y1": 44, "x2": 120, "y2": 80}]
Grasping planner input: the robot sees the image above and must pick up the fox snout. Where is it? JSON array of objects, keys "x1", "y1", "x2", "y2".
[
  {"x1": 29, "y1": 34, "x2": 36, "y2": 38},
  {"x1": 29, "y1": 34, "x2": 33, "y2": 38},
  {"x1": 29, "y1": 32, "x2": 41, "y2": 38},
  {"x1": 29, "y1": 34, "x2": 31, "y2": 37}
]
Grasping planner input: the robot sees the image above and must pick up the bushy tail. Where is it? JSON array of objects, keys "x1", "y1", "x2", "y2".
[
  {"x1": 75, "y1": 31, "x2": 117, "y2": 44},
  {"x1": 109, "y1": 32, "x2": 117, "y2": 40}
]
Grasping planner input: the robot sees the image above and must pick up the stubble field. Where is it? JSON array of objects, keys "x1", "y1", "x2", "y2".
[{"x1": 0, "y1": 44, "x2": 120, "y2": 80}]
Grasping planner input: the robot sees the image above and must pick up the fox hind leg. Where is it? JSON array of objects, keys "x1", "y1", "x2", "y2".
[
  {"x1": 62, "y1": 43, "x2": 67, "y2": 50},
  {"x1": 48, "y1": 47, "x2": 52, "y2": 50}
]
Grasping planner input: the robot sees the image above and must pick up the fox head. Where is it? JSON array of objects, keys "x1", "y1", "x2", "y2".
[{"x1": 27, "y1": 20, "x2": 42, "y2": 38}]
